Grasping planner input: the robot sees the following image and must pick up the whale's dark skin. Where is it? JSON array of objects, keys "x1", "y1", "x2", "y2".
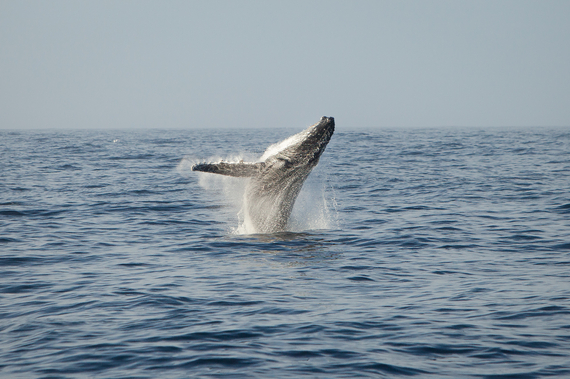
[{"x1": 192, "y1": 116, "x2": 335, "y2": 233}]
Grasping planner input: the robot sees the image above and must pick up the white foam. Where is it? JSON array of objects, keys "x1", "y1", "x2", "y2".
[{"x1": 288, "y1": 171, "x2": 338, "y2": 232}]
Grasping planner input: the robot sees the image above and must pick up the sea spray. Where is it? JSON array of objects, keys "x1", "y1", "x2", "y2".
[
  {"x1": 288, "y1": 168, "x2": 338, "y2": 232},
  {"x1": 177, "y1": 155, "x2": 250, "y2": 231}
]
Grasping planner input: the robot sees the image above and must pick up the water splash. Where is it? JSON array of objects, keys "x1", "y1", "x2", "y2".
[
  {"x1": 289, "y1": 172, "x2": 338, "y2": 232},
  {"x1": 177, "y1": 154, "x2": 249, "y2": 210}
]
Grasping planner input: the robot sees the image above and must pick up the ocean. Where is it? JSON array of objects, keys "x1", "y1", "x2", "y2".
[{"x1": 1, "y1": 127, "x2": 569, "y2": 378}]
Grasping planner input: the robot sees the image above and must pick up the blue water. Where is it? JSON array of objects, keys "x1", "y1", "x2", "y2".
[{"x1": 1, "y1": 127, "x2": 570, "y2": 378}]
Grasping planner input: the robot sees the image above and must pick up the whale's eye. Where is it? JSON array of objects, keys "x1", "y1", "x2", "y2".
[{"x1": 277, "y1": 157, "x2": 292, "y2": 168}]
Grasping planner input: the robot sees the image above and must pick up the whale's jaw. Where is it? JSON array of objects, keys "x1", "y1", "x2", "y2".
[{"x1": 192, "y1": 116, "x2": 335, "y2": 233}]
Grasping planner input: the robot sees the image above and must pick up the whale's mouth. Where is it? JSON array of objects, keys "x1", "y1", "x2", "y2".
[{"x1": 311, "y1": 116, "x2": 335, "y2": 143}]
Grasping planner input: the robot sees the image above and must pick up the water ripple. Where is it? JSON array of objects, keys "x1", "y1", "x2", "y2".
[{"x1": 1, "y1": 128, "x2": 569, "y2": 378}]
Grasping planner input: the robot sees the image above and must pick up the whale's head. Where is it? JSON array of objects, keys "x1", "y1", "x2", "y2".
[
  {"x1": 300, "y1": 116, "x2": 335, "y2": 165},
  {"x1": 266, "y1": 116, "x2": 335, "y2": 168}
]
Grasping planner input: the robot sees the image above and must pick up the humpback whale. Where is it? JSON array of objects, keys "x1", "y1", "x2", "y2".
[{"x1": 192, "y1": 116, "x2": 335, "y2": 233}]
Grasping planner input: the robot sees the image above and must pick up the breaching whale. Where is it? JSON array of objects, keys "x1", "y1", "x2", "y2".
[{"x1": 192, "y1": 116, "x2": 335, "y2": 233}]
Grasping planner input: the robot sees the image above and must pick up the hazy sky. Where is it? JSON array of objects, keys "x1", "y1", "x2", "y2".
[{"x1": 1, "y1": 1, "x2": 569, "y2": 129}]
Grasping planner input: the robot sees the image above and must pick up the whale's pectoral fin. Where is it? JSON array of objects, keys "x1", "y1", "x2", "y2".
[{"x1": 192, "y1": 162, "x2": 264, "y2": 177}]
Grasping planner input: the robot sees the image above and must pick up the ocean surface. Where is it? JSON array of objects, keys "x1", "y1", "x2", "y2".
[{"x1": 1, "y1": 126, "x2": 570, "y2": 378}]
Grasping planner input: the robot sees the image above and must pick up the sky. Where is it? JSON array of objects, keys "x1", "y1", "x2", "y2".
[{"x1": 1, "y1": 0, "x2": 569, "y2": 130}]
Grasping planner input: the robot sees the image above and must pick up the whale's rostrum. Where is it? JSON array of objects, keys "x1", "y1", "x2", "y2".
[{"x1": 192, "y1": 116, "x2": 335, "y2": 233}]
